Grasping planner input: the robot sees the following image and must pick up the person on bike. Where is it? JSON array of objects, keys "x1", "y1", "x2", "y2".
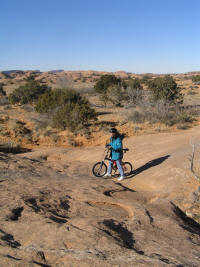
[{"x1": 104, "y1": 128, "x2": 125, "y2": 181}]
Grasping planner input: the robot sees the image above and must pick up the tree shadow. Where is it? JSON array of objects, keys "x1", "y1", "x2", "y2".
[
  {"x1": 96, "y1": 111, "x2": 113, "y2": 116},
  {"x1": 0, "y1": 152, "x2": 8, "y2": 161},
  {"x1": 0, "y1": 145, "x2": 31, "y2": 154},
  {"x1": 94, "y1": 121, "x2": 117, "y2": 127},
  {"x1": 127, "y1": 155, "x2": 170, "y2": 179},
  {"x1": 171, "y1": 202, "x2": 200, "y2": 235}
]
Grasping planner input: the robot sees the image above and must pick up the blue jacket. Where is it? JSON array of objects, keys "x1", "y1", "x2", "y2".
[{"x1": 108, "y1": 136, "x2": 123, "y2": 160}]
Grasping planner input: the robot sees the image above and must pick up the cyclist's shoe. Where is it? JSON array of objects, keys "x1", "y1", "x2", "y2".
[
  {"x1": 118, "y1": 175, "x2": 125, "y2": 181},
  {"x1": 104, "y1": 172, "x2": 111, "y2": 177}
]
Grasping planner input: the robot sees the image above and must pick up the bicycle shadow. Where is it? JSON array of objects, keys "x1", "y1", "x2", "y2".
[{"x1": 126, "y1": 155, "x2": 170, "y2": 179}]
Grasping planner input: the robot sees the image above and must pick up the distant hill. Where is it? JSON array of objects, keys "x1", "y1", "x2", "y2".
[
  {"x1": 1, "y1": 70, "x2": 41, "y2": 74},
  {"x1": 2, "y1": 70, "x2": 25, "y2": 75},
  {"x1": 49, "y1": 69, "x2": 64, "y2": 73}
]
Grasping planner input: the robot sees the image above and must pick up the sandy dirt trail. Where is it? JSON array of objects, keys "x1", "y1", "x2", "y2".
[
  {"x1": 27, "y1": 125, "x2": 200, "y2": 202},
  {"x1": 22, "y1": 124, "x2": 200, "y2": 206}
]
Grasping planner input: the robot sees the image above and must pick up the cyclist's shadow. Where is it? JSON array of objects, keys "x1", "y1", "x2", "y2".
[{"x1": 126, "y1": 155, "x2": 170, "y2": 179}]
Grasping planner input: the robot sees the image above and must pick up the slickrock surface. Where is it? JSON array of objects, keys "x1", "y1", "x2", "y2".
[{"x1": 1, "y1": 127, "x2": 200, "y2": 266}]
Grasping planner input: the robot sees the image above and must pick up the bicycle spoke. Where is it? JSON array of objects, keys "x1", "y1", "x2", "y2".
[{"x1": 97, "y1": 166, "x2": 102, "y2": 175}]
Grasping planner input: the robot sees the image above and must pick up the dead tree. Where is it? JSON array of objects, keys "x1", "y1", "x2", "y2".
[{"x1": 189, "y1": 142, "x2": 200, "y2": 182}]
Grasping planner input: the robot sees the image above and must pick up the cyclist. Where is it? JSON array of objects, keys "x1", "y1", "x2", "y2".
[{"x1": 104, "y1": 128, "x2": 125, "y2": 181}]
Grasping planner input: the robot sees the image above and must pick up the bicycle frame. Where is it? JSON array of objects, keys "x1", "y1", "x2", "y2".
[{"x1": 102, "y1": 148, "x2": 127, "y2": 171}]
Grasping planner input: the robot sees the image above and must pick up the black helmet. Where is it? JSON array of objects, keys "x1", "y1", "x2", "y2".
[{"x1": 109, "y1": 128, "x2": 117, "y2": 133}]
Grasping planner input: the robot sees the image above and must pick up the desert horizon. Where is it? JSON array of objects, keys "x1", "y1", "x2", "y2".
[
  {"x1": 1, "y1": 67, "x2": 200, "y2": 266},
  {"x1": 1, "y1": 68, "x2": 200, "y2": 75},
  {"x1": 1, "y1": 0, "x2": 200, "y2": 266}
]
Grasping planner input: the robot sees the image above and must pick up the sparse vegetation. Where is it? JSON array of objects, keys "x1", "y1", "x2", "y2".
[
  {"x1": 187, "y1": 89, "x2": 197, "y2": 95},
  {"x1": 67, "y1": 135, "x2": 82, "y2": 146},
  {"x1": 51, "y1": 134, "x2": 59, "y2": 143},
  {"x1": 128, "y1": 111, "x2": 145, "y2": 123},
  {"x1": 0, "y1": 97, "x2": 9, "y2": 106},
  {"x1": 128, "y1": 97, "x2": 195, "y2": 127},
  {"x1": 8, "y1": 80, "x2": 51, "y2": 104},
  {"x1": 24, "y1": 74, "x2": 37, "y2": 81},
  {"x1": 2, "y1": 70, "x2": 200, "y2": 148},
  {"x1": 106, "y1": 84, "x2": 122, "y2": 106},
  {"x1": 140, "y1": 74, "x2": 153, "y2": 84},
  {"x1": 126, "y1": 78, "x2": 144, "y2": 105},
  {"x1": 12, "y1": 120, "x2": 31, "y2": 137},
  {"x1": 192, "y1": 75, "x2": 200, "y2": 83}
]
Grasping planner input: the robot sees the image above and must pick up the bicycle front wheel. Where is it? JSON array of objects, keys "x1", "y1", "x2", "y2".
[
  {"x1": 92, "y1": 162, "x2": 107, "y2": 177},
  {"x1": 123, "y1": 162, "x2": 133, "y2": 176}
]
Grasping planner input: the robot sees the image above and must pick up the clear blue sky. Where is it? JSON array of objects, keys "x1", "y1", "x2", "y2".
[{"x1": 0, "y1": 0, "x2": 200, "y2": 73}]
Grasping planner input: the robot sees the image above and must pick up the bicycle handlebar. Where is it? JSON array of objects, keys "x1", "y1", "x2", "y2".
[{"x1": 105, "y1": 147, "x2": 129, "y2": 152}]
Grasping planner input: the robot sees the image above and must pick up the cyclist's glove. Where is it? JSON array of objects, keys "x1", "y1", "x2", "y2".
[{"x1": 106, "y1": 144, "x2": 112, "y2": 149}]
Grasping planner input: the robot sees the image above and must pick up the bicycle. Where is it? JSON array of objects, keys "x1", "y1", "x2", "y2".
[{"x1": 92, "y1": 147, "x2": 133, "y2": 177}]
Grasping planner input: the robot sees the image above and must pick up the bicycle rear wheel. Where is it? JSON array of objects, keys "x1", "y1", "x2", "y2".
[
  {"x1": 92, "y1": 162, "x2": 107, "y2": 177},
  {"x1": 123, "y1": 162, "x2": 132, "y2": 176}
]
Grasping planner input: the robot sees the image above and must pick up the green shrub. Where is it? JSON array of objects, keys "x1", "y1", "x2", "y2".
[
  {"x1": 192, "y1": 75, "x2": 200, "y2": 82},
  {"x1": 148, "y1": 75, "x2": 182, "y2": 103},
  {"x1": 36, "y1": 88, "x2": 97, "y2": 133},
  {"x1": 51, "y1": 102, "x2": 96, "y2": 132},
  {"x1": 176, "y1": 112, "x2": 194, "y2": 123},
  {"x1": 35, "y1": 88, "x2": 87, "y2": 113},
  {"x1": 140, "y1": 75, "x2": 153, "y2": 84},
  {"x1": 94, "y1": 74, "x2": 121, "y2": 94},
  {"x1": 94, "y1": 74, "x2": 127, "y2": 106},
  {"x1": 8, "y1": 80, "x2": 51, "y2": 104},
  {"x1": 24, "y1": 74, "x2": 37, "y2": 81}
]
